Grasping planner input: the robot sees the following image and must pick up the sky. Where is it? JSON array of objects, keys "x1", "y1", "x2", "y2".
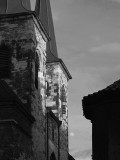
[{"x1": 50, "y1": 0, "x2": 120, "y2": 159}]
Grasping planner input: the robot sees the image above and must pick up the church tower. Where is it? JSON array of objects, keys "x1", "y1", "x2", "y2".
[
  {"x1": 0, "y1": 1, "x2": 48, "y2": 159},
  {"x1": 0, "y1": 0, "x2": 71, "y2": 160}
]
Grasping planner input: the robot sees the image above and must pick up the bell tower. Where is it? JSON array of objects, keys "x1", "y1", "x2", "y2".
[
  {"x1": 0, "y1": 0, "x2": 72, "y2": 160},
  {"x1": 0, "y1": 0, "x2": 49, "y2": 160}
]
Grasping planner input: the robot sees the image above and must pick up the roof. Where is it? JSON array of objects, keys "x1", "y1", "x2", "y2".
[
  {"x1": 35, "y1": 0, "x2": 58, "y2": 61},
  {"x1": 48, "y1": 110, "x2": 62, "y2": 127},
  {"x1": 105, "y1": 79, "x2": 120, "y2": 91},
  {"x1": 0, "y1": 80, "x2": 35, "y2": 123},
  {"x1": 0, "y1": 79, "x2": 20, "y2": 99},
  {"x1": 82, "y1": 79, "x2": 120, "y2": 120}
]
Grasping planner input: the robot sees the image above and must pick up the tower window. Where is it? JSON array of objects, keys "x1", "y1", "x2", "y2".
[
  {"x1": 62, "y1": 105, "x2": 66, "y2": 115},
  {"x1": 61, "y1": 85, "x2": 67, "y2": 115},
  {"x1": 0, "y1": 43, "x2": 11, "y2": 79}
]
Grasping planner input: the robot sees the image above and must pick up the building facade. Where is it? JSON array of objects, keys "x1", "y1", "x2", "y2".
[
  {"x1": 82, "y1": 80, "x2": 120, "y2": 160},
  {"x1": 0, "y1": 0, "x2": 72, "y2": 160}
]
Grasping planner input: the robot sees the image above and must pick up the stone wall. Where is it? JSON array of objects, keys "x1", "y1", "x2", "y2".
[
  {"x1": 46, "y1": 63, "x2": 68, "y2": 118},
  {"x1": 0, "y1": 12, "x2": 70, "y2": 160},
  {"x1": 0, "y1": 13, "x2": 47, "y2": 160},
  {"x1": 48, "y1": 113, "x2": 59, "y2": 160},
  {"x1": 31, "y1": 21, "x2": 47, "y2": 160},
  {"x1": 46, "y1": 62, "x2": 69, "y2": 160}
]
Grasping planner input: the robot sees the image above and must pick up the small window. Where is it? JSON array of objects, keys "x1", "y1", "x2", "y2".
[
  {"x1": 46, "y1": 81, "x2": 50, "y2": 96},
  {"x1": 62, "y1": 105, "x2": 66, "y2": 115},
  {"x1": 0, "y1": 43, "x2": 11, "y2": 79}
]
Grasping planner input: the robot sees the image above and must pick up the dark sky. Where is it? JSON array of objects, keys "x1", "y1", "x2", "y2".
[{"x1": 50, "y1": 0, "x2": 120, "y2": 159}]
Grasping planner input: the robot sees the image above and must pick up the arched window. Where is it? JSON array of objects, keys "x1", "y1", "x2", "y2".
[
  {"x1": 50, "y1": 152, "x2": 56, "y2": 160},
  {"x1": 0, "y1": 43, "x2": 12, "y2": 78},
  {"x1": 35, "y1": 51, "x2": 39, "y2": 89}
]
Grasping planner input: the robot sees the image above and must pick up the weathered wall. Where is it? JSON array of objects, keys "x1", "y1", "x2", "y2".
[
  {"x1": 0, "y1": 14, "x2": 47, "y2": 160},
  {"x1": 31, "y1": 22, "x2": 47, "y2": 160},
  {"x1": 0, "y1": 12, "x2": 70, "y2": 160},
  {"x1": 46, "y1": 63, "x2": 68, "y2": 118},
  {"x1": 46, "y1": 63, "x2": 69, "y2": 160},
  {"x1": 0, "y1": 14, "x2": 35, "y2": 106}
]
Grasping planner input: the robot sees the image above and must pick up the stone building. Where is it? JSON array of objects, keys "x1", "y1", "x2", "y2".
[
  {"x1": 0, "y1": 0, "x2": 72, "y2": 160},
  {"x1": 82, "y1": 80, "x2": 120, "y2": 160}
]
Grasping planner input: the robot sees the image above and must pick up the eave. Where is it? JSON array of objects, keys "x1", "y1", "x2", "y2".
[
  {"x1": 82, "y1": 79, "x2": 120, "y2": 120},
  {"x1": 47, "y1": 58, "x2": 72, "y2": 80}
]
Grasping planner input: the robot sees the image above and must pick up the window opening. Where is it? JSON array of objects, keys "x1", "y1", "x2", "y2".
[
  {"x1": 61, "y1": 85, "x2": 67, "y2": 115},
  {"x1": 0, "y1": 43, "x2": 12, "y2": 78}
]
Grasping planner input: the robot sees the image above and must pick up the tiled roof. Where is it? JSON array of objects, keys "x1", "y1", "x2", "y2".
[
  {"x1": 105, "y1": 79, "x2": 120, "y2": 91},
  {"x1": 82, "y1": 79, "x2": 120, "y2": 120},
  {"x1": 0, "y1": 80, "x2": 35, "y2": 136},
  {"x1": 0, "y1": 80, "x2": 35, "y2": 123}
]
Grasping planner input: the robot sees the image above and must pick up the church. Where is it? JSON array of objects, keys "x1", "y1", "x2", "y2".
[{"x1": 0, "y1": 0, "x2": 72, "y2": 160}]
